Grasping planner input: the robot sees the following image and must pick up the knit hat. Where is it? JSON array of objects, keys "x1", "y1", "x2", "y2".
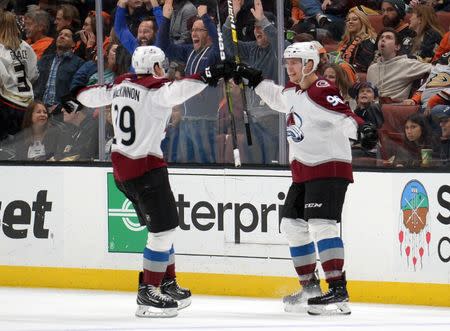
[{"x1": 382, "y1": 0, "x2": 406, "y2": 19}]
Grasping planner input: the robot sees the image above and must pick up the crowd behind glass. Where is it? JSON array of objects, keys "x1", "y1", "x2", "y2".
[{"x1": 0, "y1": 0, "x2": 449, "y2": 168}]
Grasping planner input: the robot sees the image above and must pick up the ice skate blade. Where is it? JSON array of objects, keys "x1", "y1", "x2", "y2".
[
  {"x1": 135, "y1": 305, "x2": 178, "y2": 318},
  {"x1": 307, "y1": 302, "x2": 351, "y2": 316},
  {"x1": 284, "y1": 302, "x2": 308, "y2": 313},
  {"x1": 177, "y1": 297, "x2": 191, "y2": 310}
]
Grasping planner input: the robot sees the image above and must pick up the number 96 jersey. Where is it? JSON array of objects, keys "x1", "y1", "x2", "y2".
[{"x1": 77, "y1": 73, "x2": 208, "y2": 181}]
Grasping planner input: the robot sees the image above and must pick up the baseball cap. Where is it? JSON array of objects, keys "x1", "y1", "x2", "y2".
[{"x1": 431, "y1": 105, "x2": 450, "y2": 120}]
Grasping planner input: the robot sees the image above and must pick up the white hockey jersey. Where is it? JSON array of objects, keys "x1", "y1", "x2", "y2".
[
  {"x1": 255, "y1": 78, "x2": 364, "y2": 183},
  {"x1": 0, "y1": 41, "x2": 38, "y2": 108},
  {"x1": 77, "y1": 73, "x2": 208, "y2": 181}
]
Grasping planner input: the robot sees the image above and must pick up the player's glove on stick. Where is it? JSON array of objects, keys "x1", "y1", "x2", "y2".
[
  {"x1": 358, "y1": 122, "x2": 378, "y2": 150},
  {"x1": 235, "y1": 63, "x2": 263, "y2": 89},
  {"x1": 201, "y1": 61, "x2": 236, "y2": 87},
  {"x1": 61, "y1": 94, "x2": 83, "y2": 113}
]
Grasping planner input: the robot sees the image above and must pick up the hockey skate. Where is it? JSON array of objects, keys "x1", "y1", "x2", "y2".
[
  {"x1": 135, "y1": 283, "x2": 178, "y2": 318},
  {"x1": 307, "y1": 278, "x2": 351, "y2": 316},
  {"x1": 161, "y1": 278, "x2": 192, "y2": 309},
  {"x1": 283, "y1": 279, "x2": 322, "y2": 313}
]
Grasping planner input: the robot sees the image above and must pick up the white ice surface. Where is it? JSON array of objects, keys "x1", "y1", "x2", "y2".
[{"x1": 0, "y1": 287, "x2": 449, "y2": 331}]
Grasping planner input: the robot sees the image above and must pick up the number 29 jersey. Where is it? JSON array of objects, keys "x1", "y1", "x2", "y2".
[{"x1": 78, "y1": 74, "x2": 208, "y2": 182}]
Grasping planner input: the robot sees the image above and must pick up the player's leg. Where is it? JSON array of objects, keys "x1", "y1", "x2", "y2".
[
  {"x1": 280, "y1": 183, "x2": 322, "y2": 312},
  {"x1": 138, "y1": 167, "x2": 191, "y2": 310},
  {"x1": 304, "y1": 179, "x2": 351, "y2": 315},
  {"x1": 136, "y1": 229, "x2": 179, "y2": 317},
  {"x1": 160, "y1": 244, "x2": 192, "y2": 309},
  {"x1": 129, "y1": 168, "x2": 180, "y2": 317}
]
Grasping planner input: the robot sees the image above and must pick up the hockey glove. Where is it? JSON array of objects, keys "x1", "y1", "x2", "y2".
[
  {"x1": 200, "y1": 61, "x2": 236, "y2": 87},
  {"x1": 235, "y1": 63, "x2": 263, "y2": 89},
  {"x1": 61, "y1": 94, "x2": 83, "y2": 113},
  {"x1": 358, "y1": 122, "x2": 378, "y2": 150}
]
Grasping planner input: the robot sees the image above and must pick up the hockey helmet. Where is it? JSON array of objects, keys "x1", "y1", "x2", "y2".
[
  {"x1": 132, "y1": 46, "x2": 167, "y2": 75},
  {"x1": 283, "y1": 42, "x2": 320, "y2": 72}
]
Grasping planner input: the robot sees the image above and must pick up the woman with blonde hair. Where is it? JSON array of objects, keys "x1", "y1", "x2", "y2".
[
  {"x1": 337, "y1": 7, "x2": 377, "y2": 73},
  {"x1": 409, "y1": 4, "x2": 445, "y2": 62},
  {"x1": 0, "y1": 10, "x2": 38, "y2": 141}
]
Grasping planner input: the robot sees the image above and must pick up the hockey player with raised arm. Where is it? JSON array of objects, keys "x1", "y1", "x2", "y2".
[
  {"x1": 76, "y1": 45, "x2": 233, "y2": 318},
  {"x1": 234, "y1": 42, "x2": 378, "y2": 315}
]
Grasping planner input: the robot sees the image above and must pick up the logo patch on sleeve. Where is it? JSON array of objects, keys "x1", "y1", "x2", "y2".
[{"x1": 316, "y1": 80, "x2": 330, "y2": 88}]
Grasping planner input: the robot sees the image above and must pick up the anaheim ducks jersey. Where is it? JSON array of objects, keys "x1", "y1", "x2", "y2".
[
  {"x1": 255, "y1": 78, "x2": 364, "y2": 183},
  {"x1": 0, "y1": 41, "x2": 38, "y2": 108},
  {"x1": 77, "y1": 73, "x2": 208, "y2": 181},
  {"x1": 418, "y1": 64, "x2": 450, "y2": 106}
]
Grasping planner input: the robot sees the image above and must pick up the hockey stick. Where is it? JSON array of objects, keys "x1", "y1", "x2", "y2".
[
  {"x1": 226, "y1": 0, "x2": 252, "y2": 146},
  {"x1": 216, "y1": 1, "x2": 241, "y2": 167}
]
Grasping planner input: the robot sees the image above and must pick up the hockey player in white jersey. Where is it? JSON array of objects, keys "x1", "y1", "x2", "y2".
[
  {"x1": 234, "y1": 42, "x2": 378, "y2": 315},
  {"x1": 76, "y1": 45, "x2": 233, "y2": 317},
  {"x1": 0, "y1": 10, "x2": 38, "y2": 140}
]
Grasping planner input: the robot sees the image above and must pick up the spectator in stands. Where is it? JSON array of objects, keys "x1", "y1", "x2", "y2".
[
  {"x1": 219, "y1": 0, "x2": 257, "y2": 42},
  {"x1": 350, "y1": 81, "x2": 383, "y2": 158},
  {"x1": 76, "y1": 10, "x2": 112, "y2": 61},
  {"x1": 381, "y1": 0, "x2": 416, "y2": 55},
  {"x1": 12, "y1": 100, "x2": 60, "y2": 160},
  {"x1": 431, "y1": 105, "x2": 450, "y2": 166},
  {"x1": 298, "y1": 0, "x2": 350, "y2": 41},
  {"x1": 157, "y1": 0, "x2": 220, "y2": 163},
  {"x1": 337, "y1": 7, "x2": 377, "y2": 73},
  {"x1": 114, "y1": 44, "x2": 133, "y2": 75},
  {"x1": 223, "y1": 0, "x2": 287, "y2": 82},
  {"x1": 170, "y1": 0, "x2": 197, "y2": 44},
  {"x1": 223, "y1": 0, "x2": 286, "y2": 164},
  {"x1": 409, "y1": 0, "x2": 450, "y2": 12},
  {"x1": 115, "y1": 0, "x2": 162, "y2": 55},
  {"x1": 393, "y1": 113, "x2": 436, "y2": 167},
  {"x1": 54, "y1": 106, "x2": 98, "y2": 161},
  {"x1": 322, "y1": 63, "x2": 353, "y2": 105},
  {"x1": 119, "y1": 0, "x2": 155, "y2": 36},
  {"x1": 351, "y1": 81, "x2": 384, "y2": 129},
  {"x1": 312, "y1": 40, "x2": 359, "y2": 86},
  {"x1": 43, "y1": 4, "x2": 81, "y2": 56},
  {"x1": 34, "y1": 28, "x2": 85, "y2": 114},
  {"x1": 409, "y1": 5, "x2": 445, "y2": 62},
  {"x1": 24, "y1": 8, "x2": 53, "y2": 60},
  {"x1": 403, "y1": 51, "x2": 450, "y2": 116},
  {"x1": 157, "y1": 0, "x2": 219, "y2": 71},
  {"x1": 88, "y1": 43, "x2": 119, "y2": 85},
  {"x1": 432, "y1": 28, "x2": 450, "y2": 62},
  {"x1": 54, "y1": 4, "x2": 81, "y2": 33},
  {"x1": 0, "y1": 10, "x2": 39, "y2": 140},
  {"x1": 367, "y1": 28, "x2": 432, "y2": 102}
]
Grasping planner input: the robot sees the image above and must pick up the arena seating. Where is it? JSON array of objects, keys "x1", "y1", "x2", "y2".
[{"x1": 378, "y1": 104, "x2": 420, "y2": 160}]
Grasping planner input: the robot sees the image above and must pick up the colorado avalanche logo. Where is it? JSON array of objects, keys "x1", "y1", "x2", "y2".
[{"x1": 286, "y1": 111, "x2": 304, "y2": 143}]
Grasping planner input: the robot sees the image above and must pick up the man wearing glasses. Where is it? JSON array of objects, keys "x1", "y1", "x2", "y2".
[{"x1": 156, "y1": 0, "x2": 221, "y2": 163}]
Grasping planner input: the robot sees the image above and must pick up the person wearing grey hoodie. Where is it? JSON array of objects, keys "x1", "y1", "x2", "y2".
[
  {"x1": 367, "y1": 27, "x2": 431, "y2": 103},
  {"x1": 222, "y1": 0, "x2": 289, "y2": 164}
]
